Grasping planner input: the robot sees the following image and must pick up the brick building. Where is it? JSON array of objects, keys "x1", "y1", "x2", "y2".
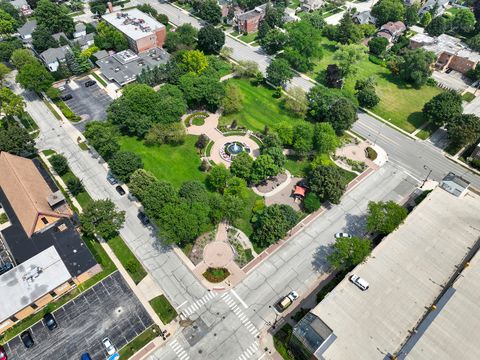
[
  {"x1": 235, "y1": 4, "x2": 267, "y2": 34},
  {"x1": 102, "y1": 8, "x2": 166, "y2": 53}
]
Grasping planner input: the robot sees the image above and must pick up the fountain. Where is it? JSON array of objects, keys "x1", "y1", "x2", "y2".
[{"x1": 226, "y1": 142, "x2": 244, "y2": 155}]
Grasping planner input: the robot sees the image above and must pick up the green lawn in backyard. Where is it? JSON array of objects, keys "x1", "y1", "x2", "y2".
[
  {"x1": 118, "y1": 135, "x2": 205, "y2": 188},
  {"x1": 149, "y1": 295, "x2": 177, "y2": 324},
  {"x1": 309, "y1": 37, "x2": 444, "y2": 133},
  {"x1": 220, "y1": 78, "x2": 304, "y2": 132},
  {"x1": 107, "y1": 236, "x2": 147, "y2": 284},
  {"x1": 239, "y1": 32, "x2": 257, "y2": 43}
]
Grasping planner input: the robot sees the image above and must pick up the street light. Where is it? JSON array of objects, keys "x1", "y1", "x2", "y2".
[
  {"x1": 421, "y1": 164, "x2": 432, "y2": 188},
  {"x1": 373, "y1": 121, "x2": 387, "y2": 146}
]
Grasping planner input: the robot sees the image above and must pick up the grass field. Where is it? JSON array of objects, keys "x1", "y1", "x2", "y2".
[
  {"x1": 107, "y1": 236, "x2": 147, "y2": 284},
  {"x1": 239, "y1": 32, "x2": 257, "y2": 43},
  {"x1": 118, "y1": 135, "x2": 205, "y2": 188},
  {"x1": 220, "y1": 78, "x2": 304, "y2": 132},
  {"x1": 149, "y1": 295, "x2": 177, "y2": 324},
  {"x1": 309, "y1": 37, "x2": 443, "y2": 133}
]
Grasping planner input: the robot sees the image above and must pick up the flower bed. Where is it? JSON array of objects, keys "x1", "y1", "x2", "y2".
[
  {"x1": 184, "y1": 111, "x2": 209, "y2": 127},
  {"x1": 203, "y1": 267, "x2": 230, "y2": 283},
  {"x1": 365, "y1": 146, "x2": 377, "y2": 161}
]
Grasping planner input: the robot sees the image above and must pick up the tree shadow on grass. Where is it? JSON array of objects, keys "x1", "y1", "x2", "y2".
[
  {"x1": 407, "y1": 111, "x2": 427, "y2": 131},
  {"x1": 311, "y1": 244, "x2": 332, "y2": 273},
  {"x1": 377, "y1": 71, "x2": 422, "y2": 90}
]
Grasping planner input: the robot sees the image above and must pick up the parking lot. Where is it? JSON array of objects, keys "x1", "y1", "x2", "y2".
[
  {"x1": 60, "y1": 76, "x2": 112, "y2": 131},
  {"x1": 4, "y1": 271, "x2": 153, "y2": 360}
]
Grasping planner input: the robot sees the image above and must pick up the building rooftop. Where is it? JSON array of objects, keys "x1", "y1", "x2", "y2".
[
  {"x1": 236, "y1": 4, "x2": 267, "y2": 21},
  {"x1": 305, "y1": 187, "x2": 480, "y2": 359},
  {"x1": 17, "y1": 19, "x2": 36, "y2": 38},
  {"x1": 39, "y1": 46, "x2": 71, "y2": 65},
  {"x1": 412, "y1": 33, "x2": 480, "y2": 63},
  {"x1": 0, "y1": 246, "x2": 72, "y2": 323},
  {"x1": 102, "y1": 9, "x2": 165, "y2": 41},
  {"x1": 96, "y1": 47, "x2": 169, "y2": 86}
]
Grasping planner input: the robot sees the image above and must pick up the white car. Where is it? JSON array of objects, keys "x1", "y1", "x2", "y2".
[
  {"x1": 349, "y1": 274, "x2": 369, "y2": 291},
  {"x1": 287, "y1": 291, "x2": 299, "y2": 301},
  {"x1": 102, "y1": 337, "x2": 116, "y2": 356},
  {"x1": 334, "y1": 232, "x2": 352, "y2": 239}
]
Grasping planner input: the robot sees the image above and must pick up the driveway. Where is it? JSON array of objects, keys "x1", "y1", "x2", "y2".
[
  {"x1": 4, "y1": 272, "x2": 153, "y2": 360},
  {"x1": 60, "y1": 77, "x2": 112, "y2": 131}
]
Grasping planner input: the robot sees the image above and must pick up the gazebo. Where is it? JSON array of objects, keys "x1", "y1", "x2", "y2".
[{"x1": 293, "y1": 185, "x2": 306, "y2": 199}]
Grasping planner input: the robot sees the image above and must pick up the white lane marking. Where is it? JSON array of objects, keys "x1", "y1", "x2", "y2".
[
  {"x1": 177, "y1": 300, "x2": 188, "y2": 309},
  {"x1": 230, "y1": 289, "x2": 249, "y2": 309}
]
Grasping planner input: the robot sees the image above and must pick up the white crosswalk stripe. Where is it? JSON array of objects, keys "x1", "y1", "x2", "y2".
[
  {"x1": 181, "y1": 291, "x2": 218, "y2": 318},
  {"x1": 170, "y1": 339, "x2": 190, "y2": 360},
  {"x1": 237, "y1": 341, "x2": 260, "y2": 360}
]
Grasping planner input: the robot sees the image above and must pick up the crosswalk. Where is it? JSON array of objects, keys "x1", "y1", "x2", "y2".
[
  {"x1": 221, "y1": 292, "x2": 260, "y2": 337},
  {"x1": 237, "y1": 341, "x2": 259, "y2": 360},
  {"x1": 170, "y1": 339, "x2": 189, "y2": 360},
  {"x1": 180, "y1": 291, "x2": 217, "y2": 318}
]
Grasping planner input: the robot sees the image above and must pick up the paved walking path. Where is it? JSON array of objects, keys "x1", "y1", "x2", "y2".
[{"x1": 252, "y1": 170, "x2": 293, "y2": 197}]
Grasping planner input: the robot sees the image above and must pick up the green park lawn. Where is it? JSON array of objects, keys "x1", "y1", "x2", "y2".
[
  {"x1": 118, "y1": 135, "x2": 205, "y2": 188},
  {"x1": 309, "y1": 37, "x2": 443, "y2": 133},
  {"x1": 220, "y1": 78, "x2": 304, "y2": 132}
]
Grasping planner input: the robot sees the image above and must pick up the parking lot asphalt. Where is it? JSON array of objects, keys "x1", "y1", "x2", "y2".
[
  {"x1": 61, "y1": 77, "x2": 112, "y2": 131},
  {"x1": 4, "y1": 271, "x2": 153, "y2": 360}
]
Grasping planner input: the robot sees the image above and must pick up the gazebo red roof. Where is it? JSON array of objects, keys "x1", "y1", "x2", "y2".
[{"x1": 294, "y1": 186, "x2": 306, "y2": 197}]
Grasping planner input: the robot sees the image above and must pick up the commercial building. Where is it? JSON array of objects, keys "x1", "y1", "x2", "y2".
[
  {"x1": 0, "y1": 152, "x2": 100, "y2": 333},
  {"x1": 292, "y1": 187, "x2": 480, "y2": 359},
  {"x1": 102, "y1": 9, "x2": 166, "y2": 53}
]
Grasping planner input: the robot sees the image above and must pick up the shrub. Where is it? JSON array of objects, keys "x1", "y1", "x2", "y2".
[
  {"x1": 50, "y1": 154, "x2": 69, "y2": 175},
  {"x1": 368, "y1": 55, "x2": 386, "y2": 66},
  {"x1": 365, "y1": 146, "x2": 377, "y2": 160},
  {"x1": 203, "y1": 267, "x2": 230, "y2": 283},
  {"x1": 470, "y1": 158, "x2": 480, "y2": 170},
  {"x1": 67, "y1": 177, "x2": 84, "y2": 196},
  {"x1": 303, "y1": 193, "x2": 321, "y2": 213}
]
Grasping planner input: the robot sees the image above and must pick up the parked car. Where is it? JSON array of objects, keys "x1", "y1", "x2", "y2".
[
  {"x1": 61, "y1": 94, "x2": 72, "y2": 101},
  {"x1": 102, "y1": 337, "x2": 116, "y2": 356},
  {"x1": 350, "y1": 274, "x2": 369, "y2": 291},
  {"x1": 0, "y1": 345, "x2": 7, "y2": 360},
  {"x1": 20, "y1": 331, "x2": 34, "y2": 348},
  {"x1": 0, "y1": 262, "x2": 13, "y2": 275},
  {"x1": 84, "y1": 80, "x2": 96, "y2": 87},
  {"x1": 107, "y1": 173, "x2": 118, "y2": 185},
  {"x1": 138, "y1": 211, "x2": 149, "y2": 225},
  {"x1": 334, "y1": 232, "x2": 352, "y2": 239},
  {"x1": 43, "y1": 313, "x2": 57, "y2": 330},
  {"x1": 115, "y1": 185, "x2": 126, "y2": 196},
  {"x1": 275, "y1": 291, "x2": 299, "y2": 312},
  {"x1": 81, "y1": 353, "x2": 92, "y2": 360}
]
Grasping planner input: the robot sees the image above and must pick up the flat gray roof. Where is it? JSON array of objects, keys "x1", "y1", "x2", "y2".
[
  {"x1": 310, "y1": 187, "x2": 480, "y2": 359},
  {"x1": 0, "y1": 246, "x2": 71, "y2": 323},
  {"x1": 102, "y1": 9, "x2": 165, "y2": 41},
  {"x1": 404, "y1": 250, "x2": 480, "y2": 360}
]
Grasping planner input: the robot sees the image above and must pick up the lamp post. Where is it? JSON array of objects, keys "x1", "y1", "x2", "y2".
[
  {"x1": 421, "y1": 164, "x2": 432, "y2": 188},
  {"x1": 373, "y1": 121, "x2": 387, "y2": 146}
]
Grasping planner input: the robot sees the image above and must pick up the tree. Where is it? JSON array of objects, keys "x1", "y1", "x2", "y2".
[
  {"x1": 10, "y1": 49, "x2": 36, "y2": 69},
  {"x1": 398, "y1": 49, "x2": 436, "y2": 87},
  {"x1": 0, "y1": 63, "x2": 10, "y2": 85},
  {"x1": 179, "y1": 71, "x2": 225, "y2": 111},
  {"x1": 467, "y1": 33, "x2": 480, "y2": 52},
  {"x1": 263, "y1": 2, "x2": 285, "y2": 28},
  {"x1": 128, "y1": 169, "x2": 157, "y2": 201},
  {"x1": 314, "y1": 122, "x2": 338, "y2": 153},
  {"x1": 421, "y1": 12, "x2": 432, "y2": 27},
  {"x1": 230, "y1": 152, "x2": 253, "y2": 180},
  {"x1": 371, "y1": 0, "x2": 405, "y2": 25},
  {"x1": 67, "y1": 177, "x2": 84, "y2": 196},
  {"x1": 446, "y1": 114, "x2": 480, "y2": 147},
  {"x1": 308, "y1": 165, "x2": 349, "y2": 204},
  {"x1": 234, "y1": 60, "x2": 260, "y2": 78},
  {"x1": 0, "y1": 121, "x2": 35, "y2": 155},
  {"x1": 327, "y1": 236, "x2": 372, "y2": 270},
  {"x1": 405, "y1": 3, "x2": 419, "y2": 26},
  {"x1": 335, "y1": 11, "x2": 363, "y2": 44},
  {"x1": 222, "y1": 83, "x2": 244, "y2": 114},
  {"x1": 426, "y1": 15, "x2": 449, "y2": 36},
  {"x1": 142, "y1": 180, "x2": 178, "y2": 216},
  {"x1": 144, "y1": 122, "x2": 185, "y2": 146},
  {"x1": 179, "y1": 180, "x2": 210, "y2": 205},
  {"x1": 49, "y1": 154, "x2": 69, "y2": 175},
  {"x1": 109, "y1": 151, "x2": 144, "y2": 182},
  {"x1": 250, "y1": 154, "x2": 279, "y2": 184},
  {"x1": 195, "y1": 134, "x2": 209, "y2": 150},
  {"x1": 0, "y1": 37, "x2": 22, "y2": 62},
  {"x1": 451, "y1": 8, "x2": 476, "y2": 33},
  {"x1": 275, "y1": 122, "x2": 293, "y2": 146},
  {"x1": 284, "y1": 87, "x2": 308, "y2": 118},
  {"x1": 368, "y1": 36, "x2": 389, "y2": 56},
  {"x1": 366, "y1": 200, "x2": 408, "y2": 234},
  {"x1": 251, "y1": 204, "x2": 298, "y2": 247},
  {"x1": 94, "y1": 22, "x2": 128, "y2": 51},
  {"x1": 284, "y1": 20, "x2": 322, "y2": 71},
  {"x1": 84, "y1": 121, "x2": 119, "y2": 160},
  {"x1": 80, "y1": 199, "x2": 126, "y2": 239},
  {"x1": 178, "y1": 49, "x2": 209, "y2": 75},
  {"x1": 165, "y1": 23, "x2": 198, "y2": 53},
  {"x1": 156, "y1": 84, "x2": 187, "y2": 123},
  {"x1": 197, "y1": 25, "x2": 225, "y2": 55},
  {"x1": 304, "y1": 11, "x2": 326, "y2": 30},
  {"x1": 0, "y1": 87, "x2": 25, "y2": 117},
  {"x1": 16, "y1": 60, "x2": 54, "y2": 93},
  {"x1": 193, "y1": 0, "x2": 221, "y2": 24},
  {"x1": 260, "y1": 28, "x2": 287, "y2": 55},
  {"x1": 0, "y1": 1, "x2": 20, "y2": 22},
  {"x1": 355, "y1": 79, "x2": 380, "y2": 108},
  {"x1": 0, "y1": 9, "x2": 16, "y2": 35},
  {"x1": 303, "y1": 193, "x2": 321, "y2": 213},
  {"x1": 325, "y1": 64, "x2": 343, "y2": 89},
  {"x1": 334, "y1": 44, "x2": 367, "y2": 78},
  {"x1": 422, "y1": 90, "x2": 463, "y2": 126},
  {"x1": 266, "y1": 58, "x2": 293, "y2": 87},
  {"x1": 35, "y1": 0, "x2": 74, "y2": 35},
  {"x1": 262, "y1": 146, "x2": 286, "y2": 168},
  {"x1": 325, "y1": 98, "x2": 357, "y2": 135},
  {"x1": 292, "y1": 122, "x2": 314, "y2": 158},
  {"x1": 207, "y1": 164, "x2": 231, "y2": 193},
  {"x1": 32, "y1": 25, "x2": 58, "y2": 53}
]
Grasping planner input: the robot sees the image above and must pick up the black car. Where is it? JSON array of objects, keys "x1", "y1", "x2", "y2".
[
  {"x1": 20, "y1": 331, "x2": 34, "y2": 348},
  {"x1": 84, "y1": 80, "x2": 96, "y2": 87},
  {"x1": 138, "y1": 211, "x2": 149, "y2": 225},
  {"x1": 43, "y1": 313, "x2": 57, "y2": 330},
  {"x1": 115, "y1": 185, "x2": 126, "y2": 196},
  {"x1": 0, "y1": 262, "x2": 13, "y2": 275},
  {"x1": 61, "y1": 94, "x2": 72, "y2": 101}
]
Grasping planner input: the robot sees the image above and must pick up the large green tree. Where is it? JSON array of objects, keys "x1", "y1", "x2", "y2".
[
  {"x1": 325, "y1": 98, "x2": 357, "y2": 135},
  {"x1": 333, "y1": 44, "x2": 367, "y2": 77},
  {"x1": 451, "y1": 8, "x2": 476, "y2": 33},
  {"x1": 206, "y1": 164, "x2": 231, "y2": 193},
  {"x1": 0, "y1": 87, "x2": 25, "y2": 117},
  {"x1": 335, "y1": 11, "x2": 363, "y2": 44},
  {"x1": 32, "y1": 25, "x2": 58, "y2": 53},
  {"x1": 16, "y1": 59, "x2": 54, "y2": 93},
  {"x1": 0, "y1": 9, "x2": 16, "y2": 35},
  {"x1": 164, "y1": 23, "x2": 198, "y2": 53},
  {"x1": 292, "y1": 122, "x2": 314, "y2": 158},
  {"x1": 0, "y1": 121, "x2": 35, "y2": 155},
  {"x1": 250, "y1": 154, "x2": 279, "y2": 184},
  {"x1": 327, "y1": 236, "x2": 372, "y2": 270},
  {"x1": 284, "y1": 86, "x2": 308, "y2": 118},
  {"x1": 230, "y1": 152, "x2": 253, "y2": 181},
  {"x1": 371, "y1": 0, "x2": 406, "y2": 25},
  {"x1": 266, "y1": 58, "x2": 294, "y2": 87},
  {"x1": 308, "y1": 165, "x2": 349, "y2": 204},
  {"x1": 368, "y1": 36, "x2": 389, "y2": 56},
  {"x1": 426, "y1": 15, "x2": 449, "y2": 36},
  {"x1": 35, "y1": 0, "x2": 74, "y2": 35},
  {"x1": 398, "y1": 49, "x2": 436, "y2": 87},
  {"x1": 193, "y1": 0, "x2": 221, "y2": 24},
  {"x1": 178, "y1": 71, "x2": 225, "y2": 111},
  {"x1": 80, "y1": 199, "x2": 126, "y2": 239},
  {"x1": 314, "y1": 122, "x2": 339, "y2": 153},
  {"x1": 108, "y1": 151, "x2": 144, "y2": 182},
  {"x1": 94, "y1": 21, "x2": 128, "y2": 51},
  {"x1": 422, "y1": 90, "x2": 463, "y2": 126},
  {"x1": 446, "y1": 114, "x2": 480, "y2": 147},
  {"x1": 84, "y1": 121, "x2": 120, "y2": 160},
  {"x1": 251, "y1": 204, "x2": 298, "y2": 247},
  {"x1": 128, "y1": 169, "x2": 157, "y2": 201},
  {"x1": 366, "y1": 200, "x2": 408, "y2": 234},
  {"x1": 260, "y1": 28, "x2": 287, "y2": 55},
  {"x1": 197, "y1": 24, "x2": 225, "y2": 55}
]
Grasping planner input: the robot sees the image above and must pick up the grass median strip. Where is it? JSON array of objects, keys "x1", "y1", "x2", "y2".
[
  {"x1": 119, "y1": 325, "x2": 160, "y2": 359},
  {"x1": 149, "y1": 295, "x2": 177, "y2": 324},
  {"x1": 107, "y1": 236, "x2": 147, "y2": 284}
]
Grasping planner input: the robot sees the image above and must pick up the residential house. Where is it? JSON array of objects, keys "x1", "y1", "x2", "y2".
[
  {"x1": 410, "y1": 33, "x2": 480, "y2": 74},
  {"x1": 17, "y1": 19, "x2": 36, "y2": 42},
  {"x1": 10, "y1": 0, "x2": 32, "y2": 16},
  {"x1": 283, "y1": 7, "x2": 300, "y2": 23},
  {"x1": 440, "y1": 172, "x2": 470, "y2": 197},
  {"x1": 0, "y1": 152, "x2": 99, "y2": 333},
  {"x1": 377, "y1": 21, "x2": 406, "y2": 43},
  {"x1": 74, "y1": 33, "x2": 95, "y2": 50},
  {"x1": 419, "y1": 0, "x2": 449, "y2": 16},
  {"x1": 102, "y1": 9, "x2": 167, "y2": 53},
  {"x1": 73, "y1": 22, "x2": 87, "y2": 38},
  {"x1": 300, "y1": 0, "x2": 324, "y2": 12},
  {"x1": 235, "y1": 4, "x2": 267, "y2": 34},
  {"x1": 39, "y1": 45, "x2": 71, "y2": 72},
  {"x1": 352, "y1": 10, "x2": 376, "y2": 25}
]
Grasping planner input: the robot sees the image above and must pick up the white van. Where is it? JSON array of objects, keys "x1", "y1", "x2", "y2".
[{"x1": 349, "y1": 274, "x2": 369, "y2": 291}]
